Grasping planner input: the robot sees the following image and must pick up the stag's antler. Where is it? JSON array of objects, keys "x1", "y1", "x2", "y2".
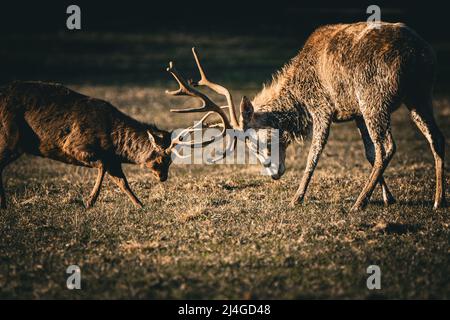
[
  {"x1": 190, "y1": 48, "x2": 239, "y2": 129},
  {"x1": 166, "y1": 48, "x2": 241, "y2": 160}
]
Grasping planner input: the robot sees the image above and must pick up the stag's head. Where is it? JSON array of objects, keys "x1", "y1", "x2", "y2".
[
  {"x1": 240, "y1": 96, "x2": 288, "y2": 180},
  {"x1": 165, "y1": 48, "x2": 284, "y2": 179}
]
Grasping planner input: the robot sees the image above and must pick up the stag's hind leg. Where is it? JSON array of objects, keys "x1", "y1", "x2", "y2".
[
  {"x1": 406, "y1": 99, "x2": 446, "y2": 209},
  {"x1": 351, "y1": 116, "x2": 396, "y2": 211},
  {"x1": 355, "y1": 117, "x2": 396, "y2": 206}
]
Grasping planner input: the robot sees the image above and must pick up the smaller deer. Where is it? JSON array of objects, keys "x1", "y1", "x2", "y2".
[{"x1": 0, "y1": 81, "x2": 204, "y2": 209}]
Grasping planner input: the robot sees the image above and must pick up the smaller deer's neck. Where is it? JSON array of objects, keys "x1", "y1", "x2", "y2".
[{"x1": 111, "y1": 119, "x2": 159, "y2": 164}]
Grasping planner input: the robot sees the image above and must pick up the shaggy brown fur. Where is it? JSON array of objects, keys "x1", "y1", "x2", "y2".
[
  {"x1": 241, "y1": 22, "x2": 446, "y2": 211},
  {"x1": 0, "y1": 81, "x2": 173, "y2": 208}
]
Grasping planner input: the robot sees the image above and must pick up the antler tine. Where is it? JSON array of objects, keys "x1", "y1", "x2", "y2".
[
  {"x1": 169, "y1": 112, "x2": 217, "y2": 149},
  {"x1": 165, "y1": 61, "x2": 232, "y2": 128},
  {"x1": 165, "y1": 62, "x2": 184, "y2": 96},
  {"x1": 207, "y1": 136, "x2": 237, "y2": 163},
  {"x1": 165, "y1": 61, "x2": 205, "y2": 101},
  {"x1": 191, "y1": 47, "x2": 240, "y2": 128},
  {"x1": 166, "y1": 51, "x2": 240, "y2": 159}
]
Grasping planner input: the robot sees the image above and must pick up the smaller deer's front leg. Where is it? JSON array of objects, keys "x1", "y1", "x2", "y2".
[
  {"x1": 290, "y1": 118, "x2": 331, "y2": 207},
  {"x1": 85, "y1": 166, "x2": 105, "y2": 208},
  {"x1": 107, "y1": 164, "x2": 143, "y2": 208}
]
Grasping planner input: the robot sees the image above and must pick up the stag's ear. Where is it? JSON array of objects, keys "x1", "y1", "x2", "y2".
[
  {"x1": 240, "y1": 96, "x2": 254, "y2": 124},
  {"x1": 147, "y1": 131, "x2": 158, "y2": 149}
]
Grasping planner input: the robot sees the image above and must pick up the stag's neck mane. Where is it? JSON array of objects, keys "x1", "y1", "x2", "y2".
[{"x1": 252, "y1": 57, "x2": 312, "y2": 143}]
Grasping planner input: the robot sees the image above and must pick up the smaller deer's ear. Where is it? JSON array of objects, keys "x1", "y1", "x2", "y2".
[
  {"x1": 240, "y1": 96, "x2": 254, "y2": 124},
  {"x1": 147, "y1": 131, "x2": 157, "y2": 149}
]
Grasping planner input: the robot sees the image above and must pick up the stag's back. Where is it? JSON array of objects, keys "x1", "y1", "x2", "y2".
[{"x1": 258, "y1": 22, "x2": 436, "y2": 121}]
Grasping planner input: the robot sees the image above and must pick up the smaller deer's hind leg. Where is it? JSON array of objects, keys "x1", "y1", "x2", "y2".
[
  {"x1": 85, "y1": 165, "x2": 105, "y2": 209},
  {"x1": 407, "y1": 100, "x2": 446, "y2": 209},
  {"x1": 355, "y1": 117, "x2": 396, "y2": 206},
  {"x1": 290, "y1": 115, "x2": 332, "y2": 206},
  {"x1": 0, "y1": 163, "x2": 7, "y2": 209},
  {"x1": 0, "y1": 153, "x2": 21, "y2": 209},
  {"x1": 106, "y1": 164, "x2": 143, "y2": 208}
]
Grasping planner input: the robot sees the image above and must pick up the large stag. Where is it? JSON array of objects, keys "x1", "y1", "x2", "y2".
[{"x1": 168, "y1": 22, "x2": 446, "y2": 211}]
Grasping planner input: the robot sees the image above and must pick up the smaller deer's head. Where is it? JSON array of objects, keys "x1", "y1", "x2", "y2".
[{"x1": 146, "y1": 131, "x2": 173, "y2": 182}]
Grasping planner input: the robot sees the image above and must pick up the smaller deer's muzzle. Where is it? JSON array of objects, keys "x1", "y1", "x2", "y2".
[
  {"x1": 270, "y1": 162, "x2": 286, "y2": 180},
  {"x1": 159, "y1": 173, "x2": 168, "y2": 182}
]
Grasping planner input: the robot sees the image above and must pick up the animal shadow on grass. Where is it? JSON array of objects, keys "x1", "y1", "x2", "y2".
[
  {"x1": 218, "y1": 181, "x2": 263, "y2": 191},
  {"x1": 342, "y1": 198, "x2": 437, "y2": 209},
  {"x1": 361, "y1": 222, "x2": 421, "y2": 235},
  {"x1": 208, "y1": 198, "x2": 232, "y2": 207},
  {"x1": 397, "y1": 200, "x2": 437, "y2": 207}
]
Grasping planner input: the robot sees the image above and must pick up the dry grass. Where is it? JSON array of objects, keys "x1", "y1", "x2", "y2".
[{"x1": 0, "y1": 85, "x2": 449, "y2": 299}]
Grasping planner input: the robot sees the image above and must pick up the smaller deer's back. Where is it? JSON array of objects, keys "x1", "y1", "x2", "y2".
[{"x1": 0, "y1": 81, "x2": 118, "y2": 164}]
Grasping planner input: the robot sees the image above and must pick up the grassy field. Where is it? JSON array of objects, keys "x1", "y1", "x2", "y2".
[{"x1": 0, "y1": 84, "x2": 448, "y2": 299}]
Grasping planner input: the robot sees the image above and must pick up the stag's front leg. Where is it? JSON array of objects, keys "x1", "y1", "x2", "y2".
[{"x1": 290, "y1": 117, "x2": 332, "y2": 207}]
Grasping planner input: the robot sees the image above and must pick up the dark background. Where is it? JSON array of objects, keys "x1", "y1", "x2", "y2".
[
  {"x1": 0, "y1": 0, "x2": 449, "y2": 88},
  {"x1": 0, "y1": 1, "x2": 448, "y2": 36}
]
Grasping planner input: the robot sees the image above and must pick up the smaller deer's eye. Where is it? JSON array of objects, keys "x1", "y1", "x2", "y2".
[{"x1": 148, "y1": 151, "x2": 159, "y2": 160}]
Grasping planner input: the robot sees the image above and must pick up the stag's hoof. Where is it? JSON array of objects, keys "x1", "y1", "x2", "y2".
[
  {"x1": 84, "y1": 199, "x2": 95, "y2": 209},
  {"x1": 433, "y1": 198, "x2": 447, "y2": 210},
  {"x1": 289, "y1": 197, "x2": 304, "y2": 208},
  {"x1": 383, "y1": 196, "x2": 396, "y2": 207},
  {"x1": 132, "y1": 201, "x2": 144, "y2": 209},
  {"x1": 382, "y1": 189, "x2": 396, "y2": 207},
  {"x1": 350, "y1": 199, "x2": 368, "y2": 212}
]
